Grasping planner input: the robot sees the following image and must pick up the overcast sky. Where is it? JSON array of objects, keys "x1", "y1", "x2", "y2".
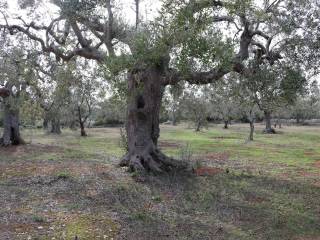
[{"x1": 5, "y1": 0, "x2": 162, "y2": 25}]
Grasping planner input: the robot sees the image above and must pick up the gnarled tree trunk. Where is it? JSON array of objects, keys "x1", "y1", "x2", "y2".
[
  {"x1": 120, "y1": 67, "x2": 186, "y2": 173},
  {"x1": 50, "y1": 118, "x2": 61, "y2": 134},
  {"x1": 263, "y1": 111, "x2": 275, "y2": 134},
  {"x1": 0, "y1": 105, "x2": 24, "y2": 146}
]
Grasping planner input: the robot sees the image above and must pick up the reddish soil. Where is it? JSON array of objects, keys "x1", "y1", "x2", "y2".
[
  {"x1": 304, "y1": 151, "x2": 316, "y2": 156},
  {"x1": 202, "y1": 152, "x2": 229, "y2": 162},
  {"x1": 312, "y1": 181, "x2": 320, "y2": 188},
  {"x1": 0, "y1": 144, "x2": 63, "y2": 157},
  {"x1": 194, "y1": 167, "x2": 224, "y2": 176},
  {"x1": 158, "y1": 141, "x2": 181, "y2": 148},
  {"x1": 313, "y1": 161, "x2": 320, "y2": 168},
  {"x1": 0, "y1": 160, "x2": 112, "y2": 179},
  {"x1": 245, "y1": 195, "x2": 268, "y2": 204},
  {"x1": 298, "y1": 171, "x2": 320, "y2": 178}
]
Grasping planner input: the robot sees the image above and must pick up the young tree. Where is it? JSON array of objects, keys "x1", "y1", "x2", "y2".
[
  {"x1": 181, "y1": 88, "x2": 209, "y2": 132},
  {"x1": 41, "y1": 70, "x2": 71, "y2": 134},
  {"x1": 230, "y1": 74, "x2": 260, "y2": 141},
  {"x1": 0, "y1": 0, "x2": 310, "y2": 171},
  {"x1": 206, "y1": 80, "x2": 238, "y2": 129},
  {"x1": 239, "y1": 62, "x2": 306, "y2": 133},
  {"x1": 69, "y1": 60, "x2": 99, "y2": 136}
]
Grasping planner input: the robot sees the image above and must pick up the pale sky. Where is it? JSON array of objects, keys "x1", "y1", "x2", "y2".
[{"x1": 5, "y1": 0, "x2": 162, "y2": 25}]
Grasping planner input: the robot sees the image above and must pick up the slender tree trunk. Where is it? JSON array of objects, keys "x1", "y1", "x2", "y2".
[
  {"x1": 0, "y1": 105, "x2": 24, "y2": 146},
  {"x1": 195, "y1": 120, "x2": 201, "y2": 132},
  {"x1": 77, "y1": 107, "x2": 87, "y2": 136},
  {"x1": 43, "y1": 118, "x2": 48, "y2": 130},
  {"x1": 50, "y1": 118, "x2": 61, "y2": 134},
  {"x1": 249, "y1": 121, "x2": 254, "y2": 141},
  {"x1": 264, "y1": 111, "x2": 275, "y2": 134},
  {"x1": 120, "y1": 67, "x2": 186, "y2": 173},
  {"x1": 80, "y1": 121, "x2": 87, "y2": 137},
  {"x1": 223, "y1": 120, "x2": 229, "y2": 129},
  {"x1": 172, "y1": 111, "x2": 177, "y2": 126}
]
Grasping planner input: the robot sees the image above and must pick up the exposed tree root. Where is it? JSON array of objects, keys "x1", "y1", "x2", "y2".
[
  {"x1": 263, "y1": 128, "x2": 276, "y2": 134},
  {"x1": 0, "y1": 137, "x2": 25, "y2": 147},
  {"x1": 120, "y1": 148, "x2": 188, "y2": 173}
]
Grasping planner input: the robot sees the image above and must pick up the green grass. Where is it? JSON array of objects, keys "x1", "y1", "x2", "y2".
[
  {"x1": 1, "y1": 123, "x2": 320, "y2": 239},
  {"x1": 159, "y1": 124, "x2": 320, "y2": 176}
]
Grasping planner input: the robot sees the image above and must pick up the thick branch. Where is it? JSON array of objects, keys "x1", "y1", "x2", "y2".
[
  {"x1": 0, "y1": 21, "x2": 106, "y2": 62},
  {"x1": 0, "y1": 88, "x2": 10, "y2": 98},
  {"x1": 164, "y1": 18, "x2": 254, "y2": 85}
]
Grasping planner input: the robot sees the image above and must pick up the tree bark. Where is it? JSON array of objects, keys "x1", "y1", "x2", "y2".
[
  {"x1": 43, "y1": 119, "x2": 48, "y2": 129},
  {"x1": 263, "y1": 111, "x2": 275, "y2": 134},
  {"x1": 80, "y1": 121, "x2": 87, "y2": 137},
  {"x1": 120, "y1": 67, "x2": 187, "y2": 173},
  {"x1": 195, "y1": 120, "x2": 201, "y2": 132},
  {"x1": 77, "y1": 106, "x2": 87, "y2": 137},
  {"x1": 171, "y1": 112, "x2": 177, "y2": 126},
  {"x1": 50, "y1": 118, "x2": 61, "y2": 134},
  {"x1": 0, "y1": 105, "x2": 24, "y2": 146},
  {"x1": 249, "y1": 121, "x2": 254, "y2": 141},
  {"x1": 223, "y1": 120, "x2": 229, "y2": 129}
]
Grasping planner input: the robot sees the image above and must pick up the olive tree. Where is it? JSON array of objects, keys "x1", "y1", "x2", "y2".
[
  {"x1": 225, "y1": 73, "x2": 259, "y2": 140},
  {"x1": 239, "y1": 61, "x2": 306, "y2": 133},
  {"x1": 205, "y1": 79, "x2": 238, "y2": 129},
  {"x1": 0, "y1": 0, "x2": 310, "y2": 172},
  {"x1": 181, "y1": 87, "x2": 210, "y2": 132},
  {"x1": 68, "y1": 60, "x2": 100, "y2": 136},
  {"x1": 0, "y1": 47, "x2": 34, "y2": 145}
]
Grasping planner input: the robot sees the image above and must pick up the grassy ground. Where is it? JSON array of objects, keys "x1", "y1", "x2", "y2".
[{"x1": 0, "y1": 123, "x2": 320, "y2": 240}]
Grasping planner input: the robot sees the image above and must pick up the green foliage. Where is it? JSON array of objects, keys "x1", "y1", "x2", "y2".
[
  {"x1": 180, "y1": 87, "x2": 210, "y2": 131},
  {"x1": 276, "y1": 65, "x2": 306, "y2": 103},
  {"x1": 240, "y1": 62, "x2": 307, "y2": 113},
  {"x1": 56, "y1": 0, "x2": 101, "y2": 18},
  {"x1": 132, "y1": 31, "x2": 170, "y2": 68},
  {"x1": 56, "y1": 171, "x2": 71, "y2": 179},
  {"x1": 104, "y1": 55, "x2": 133, "y2": 77},
  {"x1": 224, "y1": 0, "x2": 254, "y2": 16},
  {"x1": 31, "y1": 214, "x2": 46, "y2": 223},
  {"x1": 20, "y1": 98, "x2": 43, "y2": 125},
  {"x1": 94, "y1": 95, "x2": 126, "y2": 127},
  {"x1": 18, "y1": 0, "x2": 35, "y2": 9}
]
